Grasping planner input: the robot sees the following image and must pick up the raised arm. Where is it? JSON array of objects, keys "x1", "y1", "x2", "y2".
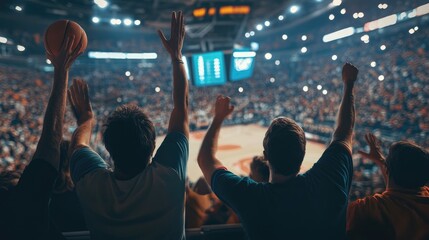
[
  {"x1": 68, "y1": 79, "x2": 94, "y2": 156},
  {"x1": 332, "y1": 63, "x2": 358, "y2": 153},
  {"x1": 32, "y1": 36, "x2": 82, "y2": 170},
  {"x1": 358, "y1": 133, "x2": 388, "y2": 185},
  {"x1": 158, "y1": 11, "x2": 189, "y2": 138},
  {"x1": 198, "y1": 96, "x2": 234, "y2": 184}
]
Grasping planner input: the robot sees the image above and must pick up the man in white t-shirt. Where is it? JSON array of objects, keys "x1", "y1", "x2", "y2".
[{"x1": 68, "y1": 11, "x2": 189, "y2": 240}]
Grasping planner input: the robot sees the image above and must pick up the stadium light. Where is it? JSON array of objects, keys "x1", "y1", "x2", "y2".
[
  {"x1": 15, "y1": 6, "x2": 23, "y2": 12},
  {"x1": 17, "y1": 45, "x2": 25, "y2": 52},
  {"x1": 264, "y1": 53, "x2": 272, "y2": 60},
  {"x1": 329, "y1": 14, "x2": 335, "y2": 20},
  {"x1": 332, "y1": 0, "x2": 342, "y2": 7},
  {"x1": 323, "y1": 27, "x2": 355, "y2": 42},
  {"x1": 134, "y1": 20, "x2": 141, "y2": 26},
  {"x1": 245, "y1": 32, "x2": 250, "y2": 38},
  {"x1": 256, "y1": 24, "x2": 263, "y2": 31},
  {"x1": 0, "y1": 37, "x2": 7, "y2": 44},
  {"x1": 238, "y1": 87, "x2": 244, "y2": 93},
  {"x1": 124, "y1": 19, "x2": 132, "y2": 26},
  {"x1": 353, "y1": 13, "x2": 358, "y2": 19},
  {"x1": 46, "y1": 59, "x2": 51, "y2": 64},
  {"x1": 371, "y1": 61, "x2": 376, "y2": 67},
  {"x1": 92, "y1": 17, "x2": 100, "y2": 23},
  {"x1": 88, "y1": 51, "x2": 158, "y2": 59},
  {"x1": 270, "y1": 77, "x2": 275, "y2": 83},
  {"x1": 303, "y1": 86, "x2": 309, "y2": 92},
  {"x1": 233, "y1": 51, "x2": 256, "y2": 58},
  {"x1": 264, "y1": 21, "x2": 270, "y2": 27},
  {"x1": 282, "y1": 34, "x2": 288, "y2": 40},
  {"x1": 275, "y1": 60, "x2": 280, "y2": 66},
  {"x1": 249, "y1": 31, "x2": 255, "y2": 36},
  {"x1": 278, "y1": 15, "x2": 284, "y2": 21},
  {"x1": 378, "y1": 75, "x2": 385, "y2": 81},
  {"x1": 340, "y1": 8, "x2": 346, "y2": 14},
  {"x1": 94, "y1": 0, "x2": 108, "y2": 8},
  {"x1": 301, "y1": 47, "x2": 308, "y2": 53},
  {"x1": 332, "y1": 55, "x2": 337, "y2": 61},
  {"x1": 129, "y1": 76, "x2": 134, "y2": 81},
  {"x1": 322, "y1": 89, "x2": 328, "y2": 95},
  {"x1": 155, "y1": 87, "x2": 161, "y2": 93},
  {"x1": 380, "y1": 45, "x2": 386, "y2": 51},
  {"x1": 110, "y1": 18, "x2": 122, "y2": 25},
  {"x1": 409, "y1": 28, "x2": 415, "y2": 34},
  {"x1": 301, "y1": 35, "x2": 307, "y2": 41},
  {"x1": 125, "y1": 71, "x2": 131, "y2": 76},
  {"x1": 414, "y1": 26, "x2": 419, "y2": 31},
  {"x1": 317, "y1": 85, "x2": 322, "y2": 90},
  {"x1": 358, "y1": 12, "x2": 364, "y2": 18},
  {"x1": 290, "y1": 5, "x2": 299, "y2": 14}
]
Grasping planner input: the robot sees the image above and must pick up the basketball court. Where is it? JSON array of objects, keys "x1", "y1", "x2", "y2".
[{"x1": 157, "y1": 124, "x2": 326, "y2": 182}]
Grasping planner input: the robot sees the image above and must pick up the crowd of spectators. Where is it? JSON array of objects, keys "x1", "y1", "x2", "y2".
[{"x1": 0, "y1": 22, "x2": 427, "y2": 209}]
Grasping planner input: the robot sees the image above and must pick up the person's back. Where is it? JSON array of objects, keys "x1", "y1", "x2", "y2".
[
  {"x1": 198, "y1": 64, "x2": 359, "y2": 239},
  {"x1": 348, "y1": 136, "x2": 429, "y2": 239},
  {"x1": 68, "y1": 11, "x2": 189, "y2": 240}
]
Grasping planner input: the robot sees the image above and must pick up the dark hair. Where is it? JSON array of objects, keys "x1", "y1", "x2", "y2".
[
  {"x1": 386, "y1": 141, "x2": 429, "y2": 189},
  {"x1": 103, "y1": 104, "x2": 156, "y2": 177},
  {"x1": 263, "y1": 117, "x2": 306, "y2": 176},
  {"x1": 249, "y1": 156, "x2": 269, "y2": 182},
  {"x1": 0, "y1": 170, "x2": 21, "y2": 191},
  {"x1": 53, "y1": 140, "x2": 74, "y2": 193}
]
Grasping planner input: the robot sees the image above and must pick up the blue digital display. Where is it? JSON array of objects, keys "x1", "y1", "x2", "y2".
[
  {"x1": 192, "y1": 51, "x2": 226, "y2": 87},
  {"x1": 230, "y1": 51, "x2": 256, "y2": 81}
]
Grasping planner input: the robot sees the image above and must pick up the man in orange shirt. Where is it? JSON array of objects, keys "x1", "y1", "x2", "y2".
[{"x1": 347, "y1": 133, "x2": 429, "y2": 239}]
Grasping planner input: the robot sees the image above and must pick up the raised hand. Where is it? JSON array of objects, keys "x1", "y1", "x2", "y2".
[
  {"x1": 342, "y1": 63, "x2": 358, "y2": 85},
  {"x1": 68, "y1": 79, "x2": 93, "y2": 126},
  {"x1": 214, "y1": 95, "x2": 234, "y2": 121},
  {"x1": 158, "y1": 11, "x2": 185, "y2": 60},
  {"x1": 358, "y1": 133, "x2": 386, "y2": 166},
  {"x1": 46, "y1": 35, "x2": 83, "y2": 71}
]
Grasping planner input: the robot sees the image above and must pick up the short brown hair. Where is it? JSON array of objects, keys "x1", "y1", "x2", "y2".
[
  {"x1": 386, "y1": 141, "x2": 429, "y2": 189},
  {"x1": 263, "y1": 117, "x2": 306, "y2": 176}
]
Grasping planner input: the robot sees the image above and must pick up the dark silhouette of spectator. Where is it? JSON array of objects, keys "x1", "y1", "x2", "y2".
[
  {"x1": 249, "y1": 156, "x2": 269, "y2": 182},
  {"x1": 347, "y1": 133, "x2": 429, "y2": 239},
  {"x1": 68, "y1": 11, "x2": 189, "y2": 239},
  {"x1": 49, "y1": 140, "x2": 87, "y2": 232},
  {"x1": 198, "y1": 63, "x2": 358, "y2": 239},
  {"x1": 3, "y1": 33, "x2": 82, "y2": 239}
]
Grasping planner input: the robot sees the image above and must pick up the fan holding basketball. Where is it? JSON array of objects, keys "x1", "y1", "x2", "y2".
[{"x1": 44, "y1": 20, "x2": 87, "y2": 70}]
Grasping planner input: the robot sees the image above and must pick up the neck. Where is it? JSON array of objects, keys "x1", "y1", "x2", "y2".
[{"x1": 269, "y1": 171, "x2": 296, "y2": 184}]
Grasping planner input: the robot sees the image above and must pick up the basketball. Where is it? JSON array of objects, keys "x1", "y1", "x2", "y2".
[{"x1": 44, "y1": 20, "x2": 87, "y2": 56}]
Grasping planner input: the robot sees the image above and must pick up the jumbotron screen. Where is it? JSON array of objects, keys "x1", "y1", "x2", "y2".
[
  {"x1": 192, "y1": 51, "x2": 226, "y2": 87},
  {"x1": 230, "y1": 51, "x2": 256, "y2": 81}
]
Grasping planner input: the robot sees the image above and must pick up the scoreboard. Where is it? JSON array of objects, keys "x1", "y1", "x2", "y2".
[{"x1": 192, "y1": 51, "x2": 226, "y2": 87}]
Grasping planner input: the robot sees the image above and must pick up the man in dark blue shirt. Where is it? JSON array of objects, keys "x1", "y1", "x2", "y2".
[{"x1": 198, "y1": 63, "x2": 358, "y2": 239}]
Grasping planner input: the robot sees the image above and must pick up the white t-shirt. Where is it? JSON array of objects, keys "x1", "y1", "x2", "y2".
[{"x1": 71, "y1": 132, "x2": 189, "y2": 240}]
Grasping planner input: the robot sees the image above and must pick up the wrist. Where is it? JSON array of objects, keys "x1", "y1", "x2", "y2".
[{"x1": 213, "y1": 116, "x2": 225, "y2": 125}]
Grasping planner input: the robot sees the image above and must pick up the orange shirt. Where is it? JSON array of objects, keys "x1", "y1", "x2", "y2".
[{"x1": 347, "y1": 186, "x2": 429, "y2": 239}]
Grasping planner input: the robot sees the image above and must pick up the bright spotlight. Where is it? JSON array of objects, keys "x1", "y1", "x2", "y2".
[
  {"x1": 270, "y1": 77, "x2": 276, "y2": 83},
  {"x1": 249, "y1": 31, "x2": 255, "y2": 36},
  {"x1": 340, "y1": 8, "x2": 346, "y2": 14},
  {"x1": 382, "y1": 3, "x2": 388, "y2": 9},
  {"x1": 378, "y1": 75, "x2": 385, "y2": 81},
  {"x1": 282, "y1": 34, "x2": 288, "y2": 40},
  {"x1": 155, "y1": 87, "x2": 161, "y2": 92},
  {"x1": 46, "y1": 59, "x2": 51, "y2": 64},
  {"x1": 378, "y1": 4, "x2": 383, "y2": 9},
  {"x1": 301, "y1": 47, "x2": 308, "y2": 53},
  {"x1": 134, "y1": 20, "x2": 141, "y2": 26},
  {"x1": 0, "y1": 37, "x2": 7, "y2": 44},
  {"x1": 371, "y1": 61, "x2": 376, "y2": 67},
  {"x1": 110, "y1": 19, "x2": 116, "y2": 25},
  {"x1": 278, "y1": 15, "x2": 284, "y2": 21},
  {"x1": 358, "y1": 12, "x2": 364, "y2": 18},
  {"x1": 353, "y1": 13, "x2": 358, "y2": 19},
  {"x1": 15, "y1": 6, "x2": 23, "y2": 11},
  {"x1": 409, "y1": 28, "x2": 415, "y2": 34},
  {"x1": 361, "y1": 34, "x2": 369, "y2": 42},
  {"x1": 290, "y1": 5, "x2": 299, "y2": 14},
  {"x1": 301, "y1": 35, "x2": 307, "y2": 41},
  {"x1": 332, "y1": 55, "x2": 337, "y2": 61},
  {"x1": 380, "y1": 45, "x2": 386, "y2": 51},
  {"x1": 124, "y1": 18, "x2": 132, "y2": 26},
  {"x1": 125, "y1": 71, "x2": 131, "y2": 76},
  {"x1": 317, "y1": 85, "x2": 322, "y2": 90},
  {"x1": 265, "y1": 53, "x2": 272, "y2": 60},
  {"x1": 238, "y1": 87, "x2": 244, "y2": 93},
  {"x1": 275, "y1": 60, "x2": 280, "y2": 65},
  {"x1": 92, "y1": 17, "x2": 100, "y2": 23},
  {"x1": 94, "y1": 0, "x2": 108, "y2": 8},
  {"x1": 17, "y1": 45, "x2": 25, "y2": 52},
  {"x1": 264, "y1": 21, "x2": 270, "y2": 27},
  {"x1": 329, "y1": 14, "x2": 335, "y2": 20},
  {"x1": 303, "y1": 86, "x2": 309, "y2": 92},
  {"x1": 414, "y1": 26, "x2": 419, "y2": 31},
  {"x1": 332, "y1": 0, "x2": 342, "y2": 6},
  {"x1": 245, "y1": 32, "x2": 250, "y2": 38},
  {"x1": 322, "y1": 89, "x2": 328, "y2": 95},
  {"x1": 256, "y1": 24, "x2": 263, "y2": 31}
]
